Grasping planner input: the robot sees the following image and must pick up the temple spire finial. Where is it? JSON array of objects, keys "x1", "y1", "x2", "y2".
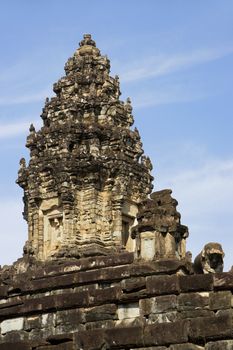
[{"x1": 79, "y1": 33, "x2": 96, "y2": 47}]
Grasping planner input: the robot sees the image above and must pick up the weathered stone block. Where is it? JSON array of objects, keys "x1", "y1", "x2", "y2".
[
  {"x1": 146, "y1": 275, "x2": 179, "y2": 295},
  {"x1": 143, "y1": 320, "x2": 189, "y2": 346},
  {"x1": 179, "y1": 309, "x2": 214, "y2": 319},
  {"x1": 209, "y1": 291, "x2": 232, "y2": 310},
  {"x1": 85, "y1": 304, "x2": 117, "y2": 322},
  {"x1": 121, "y1": 277, "x2": 146, "y2": 292},
  {"x1": 188, "y1": 312, "x2": 232, "y2": 341},
  {"x1": 1, "y1": 330, "x2": 29, "y2": 342},
  {"x1": 205, "y1": 340, "x2": 233, "y2": 350},
  {"x1": 105, "y1": 326, "x2": 144, "y2": 348},
  {"x1": 89, "y1": 286, "x2": 121, "y2": 305},
  {"x1": 0, "y1": 286, "x2": 8, "y2": 298},
  {"x1": 1, "y1": 317, "x2": 24, "y2": 334},
  {"x1": 179, "y1": 274, "x2": 213, "y2": 292},
  {"x1": 170, "y1": 344, "x2": 204, "y2": 350},
  {"x1": 117, "y1": 302, "x2": 140, "y2": 319},
  {"x1": 55, "y1": 309, "x2": 84, "y2": 331},
  {"x1": 38, "y1": 343, "x2": 73, "y2": 350},
  {"x1": 46, "y1": 333, "x2": 74, "y2": 343},
  {"x1": 140, "y1": 297, "x2": 155, "y2": 316},
  {"x1": 0, "y1": 343, "x2": 30, "y2": 350},
  {"x1": 154, "y1": 294, "x2": 177, "y2": 313},
  {"x1": 153, "y1": 260, "x2": 192, "y2": 274},
  {"x1": 24, "y1": 315, "x2": 41, "y2": 331},
  {"x1": 131, "y1": 347, "x2": 166, "y2": 350},
  {"x1": 119, "y1": 288, "x2": 149, "y2": 302},
  {"x1": 140, "y1": 295, "x2": 177, "y2": 316},
  {"x1": 74, "y1": 329, "x2": 106, "y2": 350},
  {"x1": 115, "y1": 316, "x2": 144, "y2": 328},
  {"x1": 178, "y1": 292, "x2": 209, "y2": 311},
  {"x1": 41, "y1": 313, "x2": 55, "y2": 329},
  {"x1": 148, "y1": 311, "x2": 178, "y2": 323},
  {"x1": 85, "y1": 319, "x2": 114, "y2": 330},
  {"x1": 38, "y1": 252, "x2": 134, "y2": 278},
  {"x1": 213, "y1": 273, "x2": 233, "y2": 290}
]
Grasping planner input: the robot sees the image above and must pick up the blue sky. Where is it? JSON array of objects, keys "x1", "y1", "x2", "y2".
[{"x1": 0, "y1": 1, "x2": 233, "y2": 269}]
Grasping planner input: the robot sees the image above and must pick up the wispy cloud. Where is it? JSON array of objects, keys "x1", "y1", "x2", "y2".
[
  {"x1": 0, "y1": 200, "x2": 27, "y2": 266},
  {"x1": 132, "y1": 83, "x2": 210, "y2": 109},
  {"x1": 156, "y1": 156, "x2": 233, "y2": 270},
  {"x1": 119, "y1": 46, "x2": 233, "y2": 83},
  {"x1": 171, "y1": 158, "x2": 233, "y2": 214},
  {"x1": 0, "y1": 119, "x2": 41, "y2": 139},
  {"x1": 0, "y1": 87, "x2": 51, "y2": 106}
]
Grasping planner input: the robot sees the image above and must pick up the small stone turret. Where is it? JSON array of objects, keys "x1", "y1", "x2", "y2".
[
  {"x1": 17, "y1": 34, "x2": 153, "y2": 261},
  {"x1": 132, "y1": 189, "x2": 189, "y2": 261}
]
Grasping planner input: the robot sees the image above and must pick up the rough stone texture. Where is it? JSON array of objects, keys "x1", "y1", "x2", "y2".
[
  {"x1": 0, "y1": 34, "x2": 232, "y2": 349},
  {"x1": 0, "y1": 258, "x2": 232, "y2": 348}
]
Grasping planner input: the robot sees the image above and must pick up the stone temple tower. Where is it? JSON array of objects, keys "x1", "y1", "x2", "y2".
[
  {"x1": 1, "y1": 35, "x2": 230, "y2": 349},
  {"x1": 17, "y1": 34, "x2": 153, "y2": 261}
]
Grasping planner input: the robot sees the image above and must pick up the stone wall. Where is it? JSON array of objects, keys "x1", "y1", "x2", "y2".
[{"x1": 0, "y1": 254, "x2": 232, "y2": 349}]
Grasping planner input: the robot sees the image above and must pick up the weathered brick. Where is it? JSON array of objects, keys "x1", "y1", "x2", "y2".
[
  {"x1": 146, "y1": 275, "x2": 179, "y2": 295},
  {"x1": 0, "y1": 286, "x2": 8, "y2": 298},
  {"x1": 0, "y1": 343, "x2": 30, "y2": 350},
  {"x1": 119, "y1": 288, "x2": 149, "y2": 302},
  {"x1": 105, "y1": 326, "x2": 144, "y2": 348},
  {"x1": 213, "y1": 272, "x2": 233, "y2": 290},
  {"x1": 205, "y1": 340, "x2": 233, "y2": 350},
  {"x1": 0, "y1": 291, "x2": 89, "y2": 319},
  {"x1": 85, "y1": 304, "x2": 117, "y2": 322},
  {"x1": 131, "y1": 347, "x2": 166, "y2": 350},
  {"x1": 89, "y1": 286, "x2": 122, "y2": 305},
  {"x1": 188, "y1": 312, "x2": 232, "y2": 341},
  {"x1": 209, "y1": 291, "x2": 232, "y2": 310},
  {"x1": 148, "y1": 311, "x2": 178, "y2": 324},
  {"x1": 55, "y1": 309, "x2": 84, "y2": 327},
  {"x1": 178, "y1": 292, "x2": 209, "y2": 311},
  {"x1": 37, "y1": 252, "x2": 134, "y2": 278},
  {"x1": 24, "y1": 315, "x2": 41, "y2": 331},
  {"x1": 140, "y1": 295, "x2": 177, "y2": 315},
  {"x1": 144, "y1": 320, "x2": 189, "y2": 346},
  {"x1": 38, "y1": 343, "x2": 73, "y2": 350},
  {"x1": 170, "y1": 344, "x2": 204, "y2": 350},
  {"x1": 85, "y1": 319, "x2": 114, "y2": 331},
  {"x1": 121, "y1": 277, "x2": 146, "y2": 292},
  {"x1": 179, "y1": 309, "x2": 214, "y2": 319},
  {"x1": 179, "y1": 274, "x2": 213, "y2": 292}
]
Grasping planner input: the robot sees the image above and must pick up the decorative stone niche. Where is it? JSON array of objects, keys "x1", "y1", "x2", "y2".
[
  {"x1": 140, "y1": 231, "x2": 156, "y2": 261},
  {"x1": 39, "y1": 199, "x2": 64, "y2": 259},
  {"x1": 44, "y1": 211, "x2": 63, "y2": 257},
  {"x1": 122, "y1": 201, "x2": 138, "y2": 252}
]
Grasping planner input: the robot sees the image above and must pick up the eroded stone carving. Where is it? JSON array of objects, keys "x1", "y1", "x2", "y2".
[{"x1": 193, "y1": 242, "x2": 225, "y2": 274}]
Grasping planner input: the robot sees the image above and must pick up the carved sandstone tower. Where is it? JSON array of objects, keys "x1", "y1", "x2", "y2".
[
  {"x1": 17, "y1": 34, "x2": 153, "y2": 260},
  {"x1": 16, "y1": 34, "x2": 189, "y2": 263}
]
